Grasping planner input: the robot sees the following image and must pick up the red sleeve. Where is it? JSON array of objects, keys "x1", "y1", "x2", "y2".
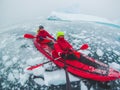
[
  {"x1": 54, "y1": 43, "x2": 63, "y2": 53},
  {"x1": 65, "y1": 39, "x2": 73, "y2": 49},
  {"x1": 44, "y1": 30, "x2": 54, "y2": 39}
]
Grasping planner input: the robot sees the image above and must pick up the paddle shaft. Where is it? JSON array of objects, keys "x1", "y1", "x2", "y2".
[
  {"x1": 27, "y1": 60, "x2": 51, "y2": 70},
  {"x1": 64, "y1": 54, "x2": 71, "y2": 90}
]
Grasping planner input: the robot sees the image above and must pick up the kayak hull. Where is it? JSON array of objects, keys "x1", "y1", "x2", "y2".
[{"x1": 34, "y1": 39, "x2": 120, "y2": 82}]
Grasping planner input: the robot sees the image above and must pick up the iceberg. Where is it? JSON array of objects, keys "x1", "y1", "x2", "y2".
[
  {"x1": 47, "y1": 11, "x2": 120, "y2": 28},
  {"x1": 47, "y1": 11, "x2": 112, "y2": 23}
]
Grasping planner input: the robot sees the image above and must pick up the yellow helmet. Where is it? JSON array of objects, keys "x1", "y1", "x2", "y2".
[{"x1": 57, "y1": 31, "x2": 64, "y2": 38}]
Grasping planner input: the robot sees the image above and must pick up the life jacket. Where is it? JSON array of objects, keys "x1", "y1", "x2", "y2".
[
  {"x1": 37, "y1": 29, "x2": 53, "y2": 38},
  {"x1": 54, "y1": 37, "x2": 80, "y2": 59},
  {"x1": 57, "y1": 37, "x2": 73, "y2": 51},
  {"x1": 36, "y1": 29, "x2": 53, "y2": 43}
]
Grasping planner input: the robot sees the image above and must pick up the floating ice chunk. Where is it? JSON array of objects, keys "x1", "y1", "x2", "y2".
[
  {"x1": 12, "y1": 70, "x2": 20, "y2": 80},
  {"x1": 44, "y1": 69, "x2": 66, "y2": 86},
  {"x1": 44, "y1": 69, "x2": 79, "y2": 86},
  {"x1": 8, "y1": 73, "x2": 15, "y2": 82},
  {"x1": 96, "y1": 49, "x2": 104, "y2": 56},
  {"x1": 26, "y1": 58, "x2": 35, "y2": 65},
  {"x1": 5, "y1": 61, "x2": 13, "y2": 67},
  {"x1": 26, "y1": 57, "x2": 44, "y2": 66},
  {"x1": 113, "y1": 50, "x2": 120, "y2": 55},
  {"x1": 72, "y1": 39, "x2": 80, "y2": 43},
  {"x1": 107, "y1": 48, "x2": 112, "y2": 51},
  {"x1": 12, "y1": 57, "x2": 18, "y2": 63},
  {"x1": 34, "y1": 78, "x2": 44, "y2": 86},
  {"x1": 85, "y1": 38, "x2": 91, "y2": 42},
  {"x1": 19, "y1": 73, "x2": 29, "y2": 86},
  {"x1": 80, "y1": 81, "x2": 88, "y2": 90},
  {"x1": 118, "y1": 57, "x2": 120, "y2": 62},
  {"x1": 109, "y1": 62, "x2": 120, "y2": 71},
  {"x1": 32, "y1": 67, "x2": 45, "y2": 76},
  {"x1": 2, "y1": 55, "x2": 9, "y2": 61}
]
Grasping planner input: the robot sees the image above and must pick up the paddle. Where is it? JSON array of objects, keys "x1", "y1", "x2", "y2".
[
  {"x1": 24, "y1": 33, "x2": 88, "y2": 48},
  {"x1": 24, "y1": 34, "x2": 36, "y2": 39},
  {"x1": 77, "y1": 43, "x2": 89, "y2": 50},
  {"x1": 24, "y1": 34, "x2": 88, "y2": 49},
  {"x1": 27, "y1": 61, "x2": 51, "y2": 70}
]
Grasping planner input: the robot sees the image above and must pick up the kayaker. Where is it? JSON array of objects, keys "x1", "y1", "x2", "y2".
[
  {"x1": 53, "y1": 31, "x2": 80, "y2": 60},
  {"x1": 36, "y1": 25, "x2": 55, "y2": 47}
]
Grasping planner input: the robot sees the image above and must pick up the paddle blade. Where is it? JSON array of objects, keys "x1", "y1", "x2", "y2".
[
  {"x1": 80, "y1": 44, "x2": 89, "y2": 50},
  {"x1": 27, "y1": 64, "x2": 43, "y2": 70},
  {"x1": 24, "y1": 34, "x2": 35, "y2": 39}
]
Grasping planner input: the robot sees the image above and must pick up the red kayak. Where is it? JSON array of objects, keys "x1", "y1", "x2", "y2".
[{"x1": 33, "y1": 37, "x2": 120, "y2": 82}]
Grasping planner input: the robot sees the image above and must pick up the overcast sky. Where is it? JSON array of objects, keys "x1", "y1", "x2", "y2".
[{"x1": 0, "y1": 0, "x2": 120, "y2": 27}]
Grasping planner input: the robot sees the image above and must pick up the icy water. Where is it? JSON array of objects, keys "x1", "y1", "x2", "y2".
[{"x1": 0, "y1": 20, "x2": 120, "y2": 90}]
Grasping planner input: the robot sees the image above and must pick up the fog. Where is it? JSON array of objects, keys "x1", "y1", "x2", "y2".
[{"x1": 0, "y1": 0, "x2": 120, "y2": 28}]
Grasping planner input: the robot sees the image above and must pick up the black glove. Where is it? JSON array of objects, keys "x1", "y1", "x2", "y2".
[
  {"x1": 53, "y1": 38, "x2": 56, "y2": 41},
  {"x1": 61, "y1": 53, "x2": 65, "y2": 59},
  {"x1": 60, "y1": 52, "x2": 68, "y2": 59},
  {"x1": 39, "y1": 36, "x2": 44, "y2": 41}
]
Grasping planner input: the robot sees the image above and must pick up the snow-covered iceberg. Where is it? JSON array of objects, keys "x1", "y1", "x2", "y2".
[
  {"x1": 114, "y1": 19, "x2": 120, "y2": 26},
  {"x1": 47, "y1": 11, "x2": 120, "y2": 28},
  {"x1": 47, "y1": 11, "x2": 112, "y2": 23}
]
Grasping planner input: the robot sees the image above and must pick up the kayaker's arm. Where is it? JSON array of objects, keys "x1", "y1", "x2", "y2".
[
  {"x1": 45, "y1": 31, "x2": 55, "y2": 40},
  {"x1": 54, "y1": 43, "x2": 70, "y2": 59},
  {"x1": 54, "y1": 43, "x2": 63, "y2": 55}
]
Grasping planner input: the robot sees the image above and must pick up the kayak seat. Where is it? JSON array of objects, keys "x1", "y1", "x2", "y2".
[
  {"x1": 78, "y1": 55, "x2": 108, "y2": 70},
  {"x1": 47, "y1": 42, "x2": 54, "y2": 49}
]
